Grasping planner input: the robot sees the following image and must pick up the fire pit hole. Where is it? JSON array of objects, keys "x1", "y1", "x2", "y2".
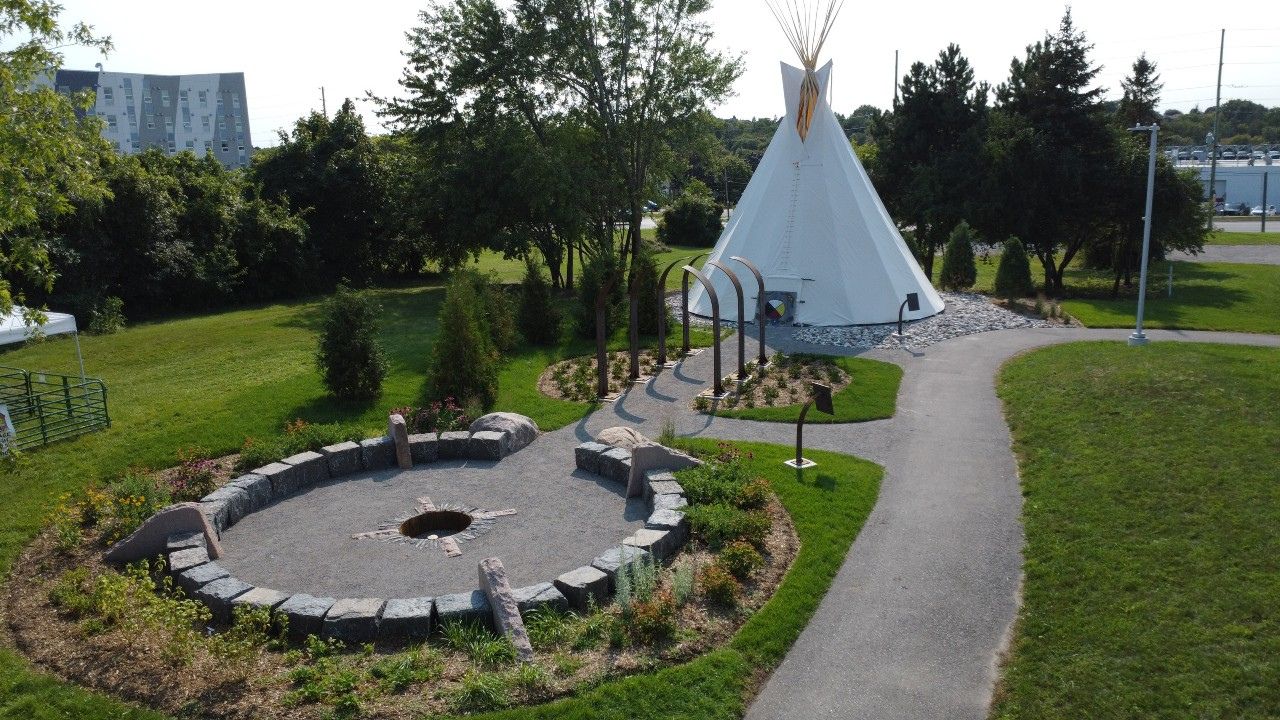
[{"x1": 400, "y1": 510, "x2": 473, "y2": 540}]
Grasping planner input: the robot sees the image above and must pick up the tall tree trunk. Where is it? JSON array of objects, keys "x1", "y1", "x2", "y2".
[{"x1": 565, "y1": 236, "x2": 574, "y2": 291}]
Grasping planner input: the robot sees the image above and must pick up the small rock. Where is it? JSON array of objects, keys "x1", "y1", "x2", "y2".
[
  {"x1": 360, "y1": 437, "x2": 395, "y2": 471},
  {"x1": 200, "y1": 485, "x2": 252, "y2": 528},
  {"x1": 231, "y1": 587, "x2": 291, "y2": 612},
  {"x1": 624, "y1": 528, "x2": 679, "y2": 559},
  {"x1": 282, "y1": 451, "x2": 328, "y2": 489},
  {"x1": 469, "y1": 413, "x2": 539, "y2": 453},
  {"x1": 408, "y1": 434, "x2": 438, "y2": 464},
  {"x1": 511, "y1": 583, "x2": 569, "y2": 615},
  {"x1": 553, "y1": 566, "x2": 609, "y2": 612},
  {"x1": 278, "y1": 594, "x2": 337, "y2": 639},
  {"x1": 167, "y1": 546, "x2": 210, "y2": 573},
  {"x1": 324, "y1": 598, "x2": 385, "y2": 644},
  {"x1": 434, "y1": 590, "x2": 492, "y2": 629},
  {"x1": 595, "y1": 426, "x2": 650, "y2": 449},
  {"x1": 196, "y1": 577, "x2": 254, "y2": 623},
  {"x1": 478, "y1": 558, "x2": 534, "y2": 662},
  {"x1": 591, "y1": 546, "x2": 652, "y2": 591},
  {"x1": 320, "y1": 441, "x2": 362, "y2": 477},
  {"x1": 253, "y1": 461, "x2": 299, "y2": 498},
  {"x1": 176, "y1": 562, "x2": 229, "y2": 594},
  {"x1": 226, "y1": 473, "x2": 272, "y2": 513},
  {"x1": 468, "y1": 430, "x2": 509, "y2": 461},
  {"x1": 388, "y1": 414, "x2": 412, "y2": 469},
  {"x1": 574, "y1": 442, "x2": 611, "y2": 474},
  {"x1": 380, "y1": 597, "x2": 434, "y2": 640},
  {"x1": 437, "y1": 431, "x2": 471, "y2": 460}
]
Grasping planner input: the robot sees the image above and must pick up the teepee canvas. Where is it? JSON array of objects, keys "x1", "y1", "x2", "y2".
[{"x1": 688, "y1": 1, "x2": 943, "y2": 326}]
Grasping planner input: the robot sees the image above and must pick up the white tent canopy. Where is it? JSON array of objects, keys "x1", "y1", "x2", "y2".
[
  {"x1": 689, "y1": 55, "x2": 944, "y2": 326},
  {"x1": 0, "y1": 307, "x2": 86, "y2": 379}
]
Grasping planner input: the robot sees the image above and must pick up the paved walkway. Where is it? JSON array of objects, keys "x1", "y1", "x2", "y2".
[
  {"x1": 568, "y1": 324, "x2": 1278, "y2": 720},
  {"x1": 1171, "y1": 244, "x2": 1280, "y2": 264}
]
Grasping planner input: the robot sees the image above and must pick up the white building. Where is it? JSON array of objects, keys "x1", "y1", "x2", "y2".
[{"x1": 47, "y1": 68, "x2": 253, "y2": 169}]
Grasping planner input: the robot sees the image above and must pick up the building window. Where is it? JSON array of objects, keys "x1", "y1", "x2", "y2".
[
  {"x1": 202, "y1": 116, "x2": 210, "y2": 130},
  {"x1": 185, "y1": 139, "x2": 195, "y2": 149},
  {"x1": 167, "y1": 141, "x2": 175, "y2": 152},
  {"x1": 161, "y1": 89, "x2": 170, "y2": 106},
  {"x1": 103, "y1": 87, "x2": 114, "y2": 104},
  {"x1": 165, "y1": 118, "x2": 173, "y2": 130},
  {"x1": 232, "y1": 93, "x2": 240, "y2": 109},
  {"x1": 179, "y1": 89, "x2": 188, "y2": 103},
  {"x1": 183, "y1": 121, "x2": 190, "y2": 130},
  {"x1": 131, "y1": 140, "x2": 139, "y2": 150},
  {"x1": 235, "y1": 118, "x2": 243, "y2": 131},
  {"x1": 147, "y1": 120, "x2": 155, "y2": 129},
  {"x1": 237, "y1": 145, "x2": 245, "y2": 152},
  {"x1": 220, "y1": 141, "x2": 229, "y2": 153},
  {"x1": 199, "y1": 90, "x2": 207, "y2": 107},
  {"x1": 107, "y1": 115, "x2": 117, "y2": 130},
  {"x1": 218, "y1": 119, "x2": 226, "y2": 130},
  {"x1": 204, "y1": 141, "x2": 211, "y2": 152}
]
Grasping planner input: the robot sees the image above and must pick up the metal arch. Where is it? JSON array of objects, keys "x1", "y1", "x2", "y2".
[
  {"x1": 680, "y1": 252, "x2": 709, "y2": 356},
  {"x1": 729, "y1": 256, "x2": 767, "y2": 367},
  {"x1": 682, "y1": 265, "x2": 723, "y2": 397},
  {"x1": 657, "y1": 256, "x2": 691, "y2": 366},
  {"x1": 707, "y1": 259, "x2": 746, "y2": 381}
]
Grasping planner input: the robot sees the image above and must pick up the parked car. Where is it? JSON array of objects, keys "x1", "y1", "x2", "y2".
[
  {"x1": 1219, "y1": 202, "x2": 1247, "y2": 216},
  {"x1": 1221, "y1": 150, "x2": 1236, "y2": 160},
  {"x1": 1252, "y1": 151, "x2": 1266, "y2": 160},
  {"x1": 1250, "y1": 205, "x2": 1277, "y2": 217},
  {"x1": 644, "y1": 200, "x2": 659, "y2": 212},
  {"x1": 1269, "y1": 150, "x2": 1280, "y2": 160},
  {"x1": 1176, "y1": 150, "x2": 1190, "y2": 160}
]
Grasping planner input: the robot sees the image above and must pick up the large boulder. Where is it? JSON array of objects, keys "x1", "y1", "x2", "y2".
[
  {"x1": 595, "y1": 426, "x2": 650, "y2": 450},
  {"x1": 104, "y1": 502, "x2": 222, "y2": 565},
  {"x1": 469, "y1": 413, "x2": 539, "y2": 454}
]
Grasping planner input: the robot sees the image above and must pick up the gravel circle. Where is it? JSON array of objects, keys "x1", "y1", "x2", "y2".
[
  {"x1": 668, "y1": 292, "x2": 1051, "y2": 349},
  {"x1": 792, "y1": 293, "x2": 1052, "y2": 349}
]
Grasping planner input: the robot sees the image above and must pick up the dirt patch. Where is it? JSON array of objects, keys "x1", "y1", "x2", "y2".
[
  {"x1": 538, "y1": 350, "x2": 665, "y2": 401},
  {"x1": 694, "y1": 354, "x2": 852, "y2": 412}
]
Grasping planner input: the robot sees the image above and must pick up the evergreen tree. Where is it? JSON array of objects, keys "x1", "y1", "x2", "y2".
[
  {"x1": 427, "y1": 274, "x2": 499, "y2": 410},
  {"x1": 939, "y1": 221, "x2": 978, "y2": 290},
  {"x1": 871, "y1": 45, "x2": 988, "y2": 275},
  {"x1": 316, "y1": 285, "x2": 388, "y2": 399},
  {"x1": 994, "y1": 237, "x2": 1035, "y2": 299},
  {"x1": 1115, "y1": 54, "x2": 1162, "y2": 128},
  {"x1": 657, "y1": 179, "x2": 723, "y2": 247},
  {"x1": 517, "y1": 258, "x2": 560, "y2": 345},
  {"x1": 983, "y1": 9, "x2": 1113, "y2": 293}
]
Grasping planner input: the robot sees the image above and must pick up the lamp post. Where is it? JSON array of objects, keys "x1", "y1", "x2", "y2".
[
  {"x1": 784, "y1": 382, "x2": 833, "y2": 469},
  {"x1": 894, "y1": 292, "x2": 920, "y2": 337},
  {"x1": 1129, "y1": 123, "x2": 1159, "y2": 347}
]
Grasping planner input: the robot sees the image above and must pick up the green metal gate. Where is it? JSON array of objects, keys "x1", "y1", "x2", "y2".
[{"x1": 0, "y1": 366, "x2": 110, "y2": 450}]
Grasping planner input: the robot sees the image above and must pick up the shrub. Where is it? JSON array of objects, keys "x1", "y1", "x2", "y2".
[
  {"x1": 517, "y1": 258, "x2": 561, "y2": 345},
  {"x1": 315, "y1": 284, "x2": 388, "y2": 400},
  {"x1": 630, "y1": 246, "x2": 669, "y2": 335},
  {"x1": 994, "y1": 236, "x2": 1036, "y2": 299},
  {"x1": 428, "y1": 273, "x2": 499, "y2": 410},
  {"x1": 656, "y1": 180, "x2": 722, "y2": 247},
  {"x1": 392, "y1": 398, "x2": 469, "y2": 436},
  {"x1": 628, "y1": 588, "x2": 678, "y2": 644},
  {"x1": 474, "y1": 273, "x2": 519, "y2": 353},
  {"x1": 672, "y1": 561, "x2": 697, "y2": 606},
  {"x1": 100, "y1": 472, "x2": 172, "y2": 545},
  {"x1": 524, "y1": 607, "x2": 575, "y2": 651},
  {"x1": 686, "y1": 502, "x2": 771, "y2": 550},
  {"x1": 574, "y1": 251, "x2": 625, "y2": 340},
  {"x1": 939, "y1": 220, "x2": 978, "y2": 290},
  {"x1": 719, "y1": 540, "x2": 764, "y2": 580},
  {"x1": 369, "y1": 646, "x2": 444, "y2": 693},
  {"x1": 441, "y1": 619, "x2": 518, "y2": 668},
  {"x1": 169, "y1": 448, "x2": 218, "y2": 502},
  {"x1": 699, "y1": 562, "x2": 741, "y2": 607},
  {"x1": 87, "y1": 296, "x2": 126, "y2": 335}
]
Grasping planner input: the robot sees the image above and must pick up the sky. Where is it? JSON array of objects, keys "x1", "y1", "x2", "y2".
[{"x1": 44, "y1": 1, "x2": 1280, "y2": 146}]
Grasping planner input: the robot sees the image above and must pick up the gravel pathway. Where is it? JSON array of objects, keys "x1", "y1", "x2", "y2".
[{"x1": 572, "y1": 322, "x2": 1278, "y2": 720}]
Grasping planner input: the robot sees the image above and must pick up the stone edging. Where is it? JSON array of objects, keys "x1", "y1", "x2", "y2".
[{"x1": 146, "y1": 425, "x2": 695, "y2": 643}]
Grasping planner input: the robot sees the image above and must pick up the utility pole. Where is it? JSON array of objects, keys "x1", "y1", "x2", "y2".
[
  {"x1": 893, "y1": 50, "x2": 899, "y2": 105},
  {"x1": 320, "y1": 86, "x2": 327, "y2": 117},
  {"x1": 1129, "y1": 123, "x2": 1159, "y2": 347},
  {"x1": 1206, "y1": 29, "x2": 1224, "y2": 229}
]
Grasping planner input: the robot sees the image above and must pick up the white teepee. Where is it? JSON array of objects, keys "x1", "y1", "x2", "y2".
[{"x1": 688, "y1": 1, "x2": 943, "y2": 326}]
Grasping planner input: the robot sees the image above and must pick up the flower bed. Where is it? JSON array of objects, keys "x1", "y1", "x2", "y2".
[{"x1": 538, "y1": 350, "x2": 663, "y2": 401}]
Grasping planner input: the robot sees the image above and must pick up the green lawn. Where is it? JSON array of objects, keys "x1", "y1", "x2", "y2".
[
  {"x1": 1061, "y1": 261, "x2": 1280, "y2": 334},
  {"x1": 710, "y1": 356, "x2": 902, "y2": 423},
  {"x1": 1205, "y1": 230, "x2": 1280, "y2": 246},
  {"x1": 994, "y1": 341, "x2": 1280, "y2": 719},
  {"x1": 460, "y1": 232, "x2": 716, "y2": 291}
]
